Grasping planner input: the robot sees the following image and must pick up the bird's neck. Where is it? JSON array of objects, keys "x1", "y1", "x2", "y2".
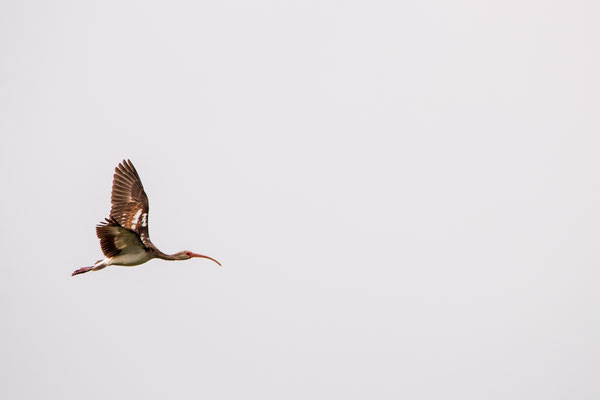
[{"x1": 154, "y1": 250, "x2": 186, "y2": 261}]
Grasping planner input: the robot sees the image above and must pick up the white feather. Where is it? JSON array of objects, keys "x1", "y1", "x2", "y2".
[{"x1": 130, "y1": 209, "x2": 143, "y2": 230}]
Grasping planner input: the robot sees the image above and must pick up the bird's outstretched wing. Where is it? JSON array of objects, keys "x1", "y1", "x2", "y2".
[
  {"x1": 96, "y1": 218, "x2": 145, "y2": 257},
  {"x1": 110, "y1": 160, "x2": 152, "y2": 247}
]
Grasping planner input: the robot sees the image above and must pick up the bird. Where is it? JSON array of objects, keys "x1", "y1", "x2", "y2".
[{"x1": 72, "y1": 160, "x2": 221, "y2": 276}]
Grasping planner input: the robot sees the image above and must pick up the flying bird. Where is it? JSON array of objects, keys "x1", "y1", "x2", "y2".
[{"x1": 72, "y1": 160, "x2": 221, "y2": 276}]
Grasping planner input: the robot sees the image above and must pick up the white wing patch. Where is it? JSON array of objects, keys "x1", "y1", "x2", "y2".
[
  {"x1": 141, "y1": 213, "x2": 148, "y2": 227},
  {"x1": 130, "y1": 209, "x2": 143, "y2": 230}
]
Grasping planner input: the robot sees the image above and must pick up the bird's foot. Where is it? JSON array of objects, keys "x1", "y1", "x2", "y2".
[{"x1": 72, "y1": 266, "x2": 93, "y2": 276}]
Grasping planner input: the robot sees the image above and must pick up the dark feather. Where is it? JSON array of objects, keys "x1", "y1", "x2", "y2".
[
  {"x1": 109, "y1": 160, "x2": 153, "y2": 248},
  {"x1": 96, "y1": 218, "x2": 145, "y2": 257}
]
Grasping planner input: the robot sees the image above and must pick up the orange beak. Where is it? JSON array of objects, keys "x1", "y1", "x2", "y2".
[{"x1": 189, "y1": 252, "x2": 221, "y2": 266}]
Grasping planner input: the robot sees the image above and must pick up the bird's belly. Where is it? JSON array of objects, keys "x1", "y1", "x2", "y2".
[{"x1": 110, "y1": 250, "x2": 152, "y2": 266}]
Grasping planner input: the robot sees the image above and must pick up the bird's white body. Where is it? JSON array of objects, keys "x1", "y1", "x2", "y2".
[
  {"x1": 111, "y1": 250, "x2": 152, "y2": 266},
  {"x1": 94, "y1": 249, "x2": 152, "y2": 269}
]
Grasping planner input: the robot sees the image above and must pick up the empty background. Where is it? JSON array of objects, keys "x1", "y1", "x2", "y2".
[{"x1": 1, "y1": 1, "x2": 599, "y2": 398}]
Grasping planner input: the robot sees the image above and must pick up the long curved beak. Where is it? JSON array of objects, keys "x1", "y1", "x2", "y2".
[{"x1": 189, "y1": 252, "x2": 221, "y2": 266}]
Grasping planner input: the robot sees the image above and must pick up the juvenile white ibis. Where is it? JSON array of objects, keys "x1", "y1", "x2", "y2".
[{"x1": 72, "y1": 160, "x2": 221, "y2": 276}]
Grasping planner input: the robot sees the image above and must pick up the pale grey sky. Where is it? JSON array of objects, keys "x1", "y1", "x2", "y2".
[{"x1": 1, "y1": 1, "x2": 599, "y2": 399}]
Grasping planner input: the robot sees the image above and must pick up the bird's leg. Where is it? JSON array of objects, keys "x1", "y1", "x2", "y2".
[
  {"x1": 72, "y1": 266, "x2": 94, "y2": 276},
  {"x1": 72, "y1": 259, "x2": 109, "y2": 276}
]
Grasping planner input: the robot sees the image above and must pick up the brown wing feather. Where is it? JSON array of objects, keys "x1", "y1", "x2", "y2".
[
  {"x1": 109, "y1": 160, "x2": 152, "y2": 247},
  {"x1": 96, "y1": 218, "x2": 145, "y2": 257}
]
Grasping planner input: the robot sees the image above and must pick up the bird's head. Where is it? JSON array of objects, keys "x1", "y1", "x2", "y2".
[{"x1": 181, "y1": 250, "x2": 221, "y2": 266}]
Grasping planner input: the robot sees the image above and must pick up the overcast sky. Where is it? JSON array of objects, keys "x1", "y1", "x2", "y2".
[{"x1": 1, "y1": 1, "x2": 599, "y2": 399}]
